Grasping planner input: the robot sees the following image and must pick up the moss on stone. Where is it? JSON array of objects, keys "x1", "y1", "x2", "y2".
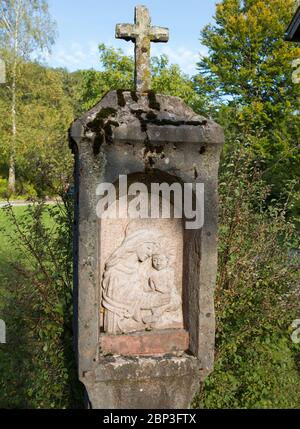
[
  {"x1": 130, "y1": 108, "x2": 148, "y2": 133},
  {"x1": 87, "y1": 108, "x2": 118, "y2": 134},
  {"x1": 117, "y1": 89, "x2": 126, "y2": 107},
  {"x1": 131, "y1": 91, "x2": 139, "y2": 102},
  {"x1": 97, "y1": 107, "x2": 117, "y2": 119},
  {"x1": 87, "y1": 117, "x2": 103, "y2": 134},
  {"x1": 146, "y1": 118, "x2": 208, "y2": 127},
  {"x1": 93, "y1": 134, "x2": 104, "y2": 155},
  {"x1": 146, "y1": 111, "x2": 157, "y2": 121},
  {"x1": 199, "y1": 145, "x2": 207, "y2": 155},
  {"x1": 86, "y1": 108, "x2": 119, "y2": 147},
  {"x1": 147, "y1": 90, "x2": 160, "y2": 110},
  {"x1": 103, "y1": 120, "x2": 119, "y2": 145}
]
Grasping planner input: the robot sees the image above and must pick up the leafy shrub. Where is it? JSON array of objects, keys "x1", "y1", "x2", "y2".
[
  {"x1": 15, "y1": 182, "x2": 38, "y2": 199},
  {"x1": 0, "y1": 177, "x2": 9, "y2": 199},
  {"x1": 194, "y1": 148, "x2": 300, "y2": 409},
  {"x1": 0, "y1": 177, "x2": 38, "y2": 200},
  {"x1": 0, "y1": 197, "x2": 84, "y2": 408}
]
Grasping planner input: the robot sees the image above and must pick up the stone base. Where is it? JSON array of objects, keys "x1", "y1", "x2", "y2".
[
  {"x1": 82, "y1": 354, "x2": 201, "y2": 409},
  {"x1": 100, "y1": 329, "x2": 189, "y2": 356}
]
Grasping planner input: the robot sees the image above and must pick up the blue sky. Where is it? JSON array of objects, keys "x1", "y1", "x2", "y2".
[{"x1": 45, "y1": 0, "x2": 217, "y2": 75}]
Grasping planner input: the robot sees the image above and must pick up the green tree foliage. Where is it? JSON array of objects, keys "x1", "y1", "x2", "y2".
[
  {"x1": 0, "y1": 61, "x2": 74, "y2": 197},
  {"x1": 0, "y1": 0, "x2": 56, "y2": 192},
  {"x1": 75, "y1": 43, "x2": 207, "y2": 114},
  {"x1": 194, "y1": 148, "x2": 300, "y2": 408},
  {"x1": 197, "y1": 0, "x2": 300, "y2": 217},
  {"x1": 151, "y1": 54, "x2": 207, "y2": 114},
  {"x1": 75, "y1": 43, "x2": 134, "y2": 113}
]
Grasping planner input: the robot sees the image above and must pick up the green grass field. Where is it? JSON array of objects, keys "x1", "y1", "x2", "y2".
[
  {"x1": 0, "y1": 204, "x2": 56, "y2": 317},
  {"x1": 0, "y1": 207, "x2": 27, "y2": 313},
  {"x1": 0, "y1": 207, "x2": 29, "y2": 407},
  {"x1": 0, "y1": 206, "x2": 27, "y2": 252},
  {"x1": 0, "y1": 205, "x2": 64, "y2": 408}
]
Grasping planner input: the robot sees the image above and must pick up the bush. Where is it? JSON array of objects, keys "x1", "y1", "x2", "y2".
[
  {"x1": 0, "y1": 177, "x2": 9, "y2": 199},
  {"x1": 194, "y1": 148, "x2": 300, "y2": 409},
  {"x1": 0, "y1": 197, "x2": 84, "y2": 408},
  {"x1": 0, "y1": 176, "x2": 38, "y2": 200},
  {"x1": 15, "y1": 181, "x2": 38, "y2": 199}
]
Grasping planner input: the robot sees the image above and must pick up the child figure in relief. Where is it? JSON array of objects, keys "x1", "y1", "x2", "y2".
[{"x1": 147, "y1": 251, "x2": 183, "y2": 329}]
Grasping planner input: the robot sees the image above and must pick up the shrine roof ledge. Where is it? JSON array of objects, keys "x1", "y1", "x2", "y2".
[{"x1": 70, "y1": 90, "x2": 224, "y2": 146}]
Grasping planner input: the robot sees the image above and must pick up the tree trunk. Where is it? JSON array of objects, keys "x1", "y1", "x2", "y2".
[
  {"x1": 8, "y1": 154, "x2": 16, "y2": 193},
  {"x1": 8, "y1": 7, "x2": 19, "y2": 194},
  {"x1": 8, "y1": 70, "x2": 17, "y2": 193}
]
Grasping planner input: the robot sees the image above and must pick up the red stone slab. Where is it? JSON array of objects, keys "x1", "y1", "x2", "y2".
[{"x1": 100, "y1": 329, "x2": 189, "y2": 356}]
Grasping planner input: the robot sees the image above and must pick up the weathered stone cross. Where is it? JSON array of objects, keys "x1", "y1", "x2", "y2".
[{"x1": 116, "y1": 5, "x2": 169, "y2": 92}]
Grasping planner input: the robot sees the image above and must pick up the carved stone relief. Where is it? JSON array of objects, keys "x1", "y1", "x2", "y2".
[{"x1": 101, "y1": 221, "x2": 183, "y2": 334}]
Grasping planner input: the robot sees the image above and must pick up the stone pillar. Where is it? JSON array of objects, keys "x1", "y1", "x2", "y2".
[{"x1": 70, "y1": 90, "x2": 224, "y2": 409}]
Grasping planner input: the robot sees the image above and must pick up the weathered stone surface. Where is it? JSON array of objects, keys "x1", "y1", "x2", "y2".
[
  {"x1": 116, "y1": 6, "x2": 169, "y2": 92},
  {"x1": 84, "y1": 354, "x2": 201, "y2": 409},
  {"x1": 100, "y1": 329, "x2": 189, "y2": 356},
  {"x1": 70, "y1": 89, "x2": 224, "y2": 409}
]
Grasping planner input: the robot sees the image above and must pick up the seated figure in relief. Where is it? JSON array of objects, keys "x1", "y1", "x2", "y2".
[
  {"x1": 146, "y1": 251, "x2": 183, "y2": 329},
  {"x1": 102, "y1": 229, "x2": 170, "y2": 335}
]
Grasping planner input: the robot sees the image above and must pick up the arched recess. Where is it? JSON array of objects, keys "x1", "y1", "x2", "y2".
[{"x1": 97, "y1": 170, "x2": 197, "y2": 336}]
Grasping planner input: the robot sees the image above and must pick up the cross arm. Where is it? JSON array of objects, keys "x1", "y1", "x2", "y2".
[
  {"x1": 115, "y1": 24, "x2": 137, "y2": 42},
  {"x1": 149, "y1": 27, "x2": 169, "y2": 43}
]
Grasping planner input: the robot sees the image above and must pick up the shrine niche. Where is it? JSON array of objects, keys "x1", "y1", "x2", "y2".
[{"x1": 101, "y1": 224, "x2": 184, "y2": 335}]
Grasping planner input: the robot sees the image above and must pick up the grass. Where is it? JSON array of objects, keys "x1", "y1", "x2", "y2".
[
  {"x1": 0, "y1": 206, "x2": 27, "y2": 251},
  {"x1": 0, "y1": 203, "x2": 56, "y2": 316},
  {"x1": 0, "y1": 205, "x2": 53, "y2": 295},
  {"x1": 0, "y1": 205, "x2": 59, "y2": 408},
  {"x1": 0, "y1": 207, "x2": 29, "y2": 407},
  {"x1": 0, "y1": 207, "x2": 27, "y2": 314}
]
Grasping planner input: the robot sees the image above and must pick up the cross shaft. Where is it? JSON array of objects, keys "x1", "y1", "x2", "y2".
[{"x1": 116, "y1": 5, "x2": 169, "y2": 92}]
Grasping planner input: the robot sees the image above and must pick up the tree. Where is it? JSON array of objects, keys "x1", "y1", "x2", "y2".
[
  {"x1": 197, "y1": 0, "x2": 300, "y2": 215},
  {"x1": 76, "y1": 43, "x2": 207, "y2": 115},
  {"x1": 0, "y1": 61, "x2": 75, "y2": 197},
  {"x1": 0, "y1": 0, "x2": 56, "y2": 192},
  {"x1": 151, "y1": 55, "x2": 207, "y2": 114},
  {"x1": 75, "y1": 44, "x2": 134, "y2": 113}
]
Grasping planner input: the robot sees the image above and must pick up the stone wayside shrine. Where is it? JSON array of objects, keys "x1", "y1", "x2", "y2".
[{"x1": 69, "y1": 5, "x2": 224, "y2": 409}]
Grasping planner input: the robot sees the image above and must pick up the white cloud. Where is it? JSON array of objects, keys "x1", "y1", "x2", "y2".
[
  {"x1": 152, "y1": 45, "x2": 205, "y2": 75},
  {"x1": 46, "y1": 40, "x2": 208, "y2": 75},
  {"x1": 120, "y1": 43, "x2": 207, "y2": 75},
  {"x1": 46, "y1": 40, "x2": 101, "y2": 70}
]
